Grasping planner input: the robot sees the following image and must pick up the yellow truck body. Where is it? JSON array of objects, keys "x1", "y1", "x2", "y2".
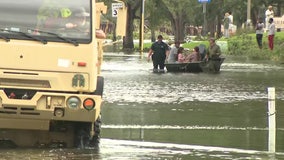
[{"x1": 0, "y1": 0, "x2": 107, "y2": 148}]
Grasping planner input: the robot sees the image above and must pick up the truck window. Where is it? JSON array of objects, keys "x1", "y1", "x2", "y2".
[{"x1": 0, "y1": 0, "x2": 92, "y2": 44}]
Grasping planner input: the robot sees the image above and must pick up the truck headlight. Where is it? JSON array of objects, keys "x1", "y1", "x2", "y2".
[{"x1": 67, "y1": 96, "x2": 81, "y2": 109}]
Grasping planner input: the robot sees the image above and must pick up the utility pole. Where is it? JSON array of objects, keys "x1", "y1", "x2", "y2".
[
  {"x1": 198, "y1": 0, "x2": 210, "y2": 36},
  {"x1": 139, "y1": 0, "x2": 145, "y2": 54},
  {"x1": 202, "y1": 3, "x2": 207, "y2": 36}
]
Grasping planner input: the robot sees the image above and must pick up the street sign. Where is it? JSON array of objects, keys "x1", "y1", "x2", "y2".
[
  {"x1": 112, "y1": 3, "x2": 123, "y2": 17},
  {"x1": 198, "y1": 0, "x2": 211, "y2": 3}
]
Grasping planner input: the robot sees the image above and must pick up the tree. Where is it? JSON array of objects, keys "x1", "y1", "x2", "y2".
[
  {"x1": 99, "y1": 0, "x2": 284, "y2": 50},
  {"x1": 98, "y1": 0, "x2": 141, "y2": 50},
  {"x1": 155, "y1": 0, "x2": 200, "y2": 42},
  {"x1": 122, "y1": 0, "x2": 141, "y2": 49},
  {"x1": 145, "y1": 0, "x2": 169, "y2": 42}
]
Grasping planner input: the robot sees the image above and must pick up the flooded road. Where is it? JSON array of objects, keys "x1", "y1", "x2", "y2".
[
  {"x1": 2, "y1": 54, "x2": 284, "y2": 159},
  {"x1": 1, "y1": 139, "x2": 283, "y2": 159},
  {"x1": 101, "y1": 54, "x2": 284, "y2": 159}
]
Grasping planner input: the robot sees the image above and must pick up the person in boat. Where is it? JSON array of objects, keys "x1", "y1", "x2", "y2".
[
  {"x1": 205, "y1": 38, "x2": 222, "y2": 72},
  {"x1": 177, "y1": 47, "x2": 186, "y2": 63},
  {"x1": 168, "y1": 41, "x2": 180, "y2": 63},
  {"x1": 147, "y1": 35, "x2": 170, "y2": 73},
  {"x1": 185, "y1": 46, "x2": 201, "y2": 62}
]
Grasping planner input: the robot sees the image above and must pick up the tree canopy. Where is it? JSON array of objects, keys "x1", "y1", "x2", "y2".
[{"x1": 99, "y1": 0, "x2": 284, "y2": 49}]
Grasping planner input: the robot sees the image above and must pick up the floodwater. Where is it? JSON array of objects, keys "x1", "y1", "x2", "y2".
[{"x1": 2, "y1": 53, "x2": 284, "y2": 159}]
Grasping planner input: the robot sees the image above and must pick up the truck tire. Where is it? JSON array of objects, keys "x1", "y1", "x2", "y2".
[{"x1": 74, "y1": 115, "x2": 102, "y2": 148}]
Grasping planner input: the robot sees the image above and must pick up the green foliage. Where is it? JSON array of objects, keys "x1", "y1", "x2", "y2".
[
  {"x1": 223, "y1": 30, "x2": 284, "y2": 61},
  {"x1": 135, "y1": 31, "x2": 284, "y2": 62},
  {"x1": 145, "y1": 0, "x2": 169, "y2": 30},
  {"x1": 99, "y1": 0, "x2": 284, "y2": 50},
  {"x1": 182, "y1": 41, "x2": 209, "y2": 50},
  {"x1": 226, "y1": 33, "x2": 255, "y2": 55}
]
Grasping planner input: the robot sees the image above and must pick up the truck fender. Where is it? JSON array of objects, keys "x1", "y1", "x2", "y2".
[{"x1": 93, "y1": 76, "x2": 104, "y2": 96}]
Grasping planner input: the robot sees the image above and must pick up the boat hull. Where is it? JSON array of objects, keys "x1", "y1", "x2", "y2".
[{"x1": 165, "y1": 58, "x2": 225, "y2": 73}]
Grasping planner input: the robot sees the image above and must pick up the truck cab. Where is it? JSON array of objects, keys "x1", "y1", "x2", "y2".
[{"x1": 0, "y1": 0, "x2": 108, "y2": 148}]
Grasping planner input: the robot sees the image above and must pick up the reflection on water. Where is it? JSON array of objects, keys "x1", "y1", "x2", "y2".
[{"x1": 100, "y1": 139, "x2": 282, "y2": 160}]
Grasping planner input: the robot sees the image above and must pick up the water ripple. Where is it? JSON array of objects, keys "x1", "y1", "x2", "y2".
[
  {"x1": 102, "y1": 124, "x2": 272, "y2": 131},
  {"x1": 102, "y1": 57, "x2": 284, "y2": 104}
]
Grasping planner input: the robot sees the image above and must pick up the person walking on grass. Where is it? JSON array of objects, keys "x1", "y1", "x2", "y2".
[
  {"x1": 265, "y1": 5, "x2": 274, "y2": 32},
  {"x1": 223, "y1": 13, "x2": 230, "y2": 38},
  {"x1": 255, "y1": 18, "x2": 264, "y2": 49},
  {"x1": 228, "y1": 11, "x2": 234, "y2": 35},
  {"x1": 268, "y1": 18, "x2": 275, "y2": 51}
]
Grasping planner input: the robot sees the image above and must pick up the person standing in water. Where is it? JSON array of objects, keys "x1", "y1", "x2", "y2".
[{"x1": 147, "y1": 35, "x2": 170, "y2": 73}]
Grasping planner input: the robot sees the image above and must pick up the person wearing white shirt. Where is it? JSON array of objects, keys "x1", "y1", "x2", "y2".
[
  {"x1": 265, "y1": 5, "x2": 274, "y2": 31},
  {"x1": 255, "y1": 18, "x2": 264, "y2": 49},
  {"x1": 167, "y1": 41, "x2": 180, "y2": 63},
  {"x1": 228, "y1": 12, "x2": 233, "y2": 35},
  {"x1": 268, "y1": 18, "x2": 275, "y2": 50}
]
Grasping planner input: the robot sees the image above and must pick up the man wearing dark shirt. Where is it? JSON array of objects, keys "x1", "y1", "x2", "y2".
[{"x1": 147, "y1": 35, "x2": 169, "y2": 73}]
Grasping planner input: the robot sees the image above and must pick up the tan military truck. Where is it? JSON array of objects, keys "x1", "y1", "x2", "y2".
[{"x1": 0, "y1": 0, "x2": 123, "y2": 148}]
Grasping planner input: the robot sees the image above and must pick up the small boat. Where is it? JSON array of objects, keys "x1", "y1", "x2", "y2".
[{"x1": 165, "y1": 57, "x2": 225, "y2": 73}]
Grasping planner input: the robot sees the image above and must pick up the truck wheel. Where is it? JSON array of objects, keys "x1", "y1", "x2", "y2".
[
  {"x1": 74, "y1": 115, "x2": 102, "y2": 148},
  {"x1": 90, "y1": 115, "x2": 101, "y2": 146}
]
